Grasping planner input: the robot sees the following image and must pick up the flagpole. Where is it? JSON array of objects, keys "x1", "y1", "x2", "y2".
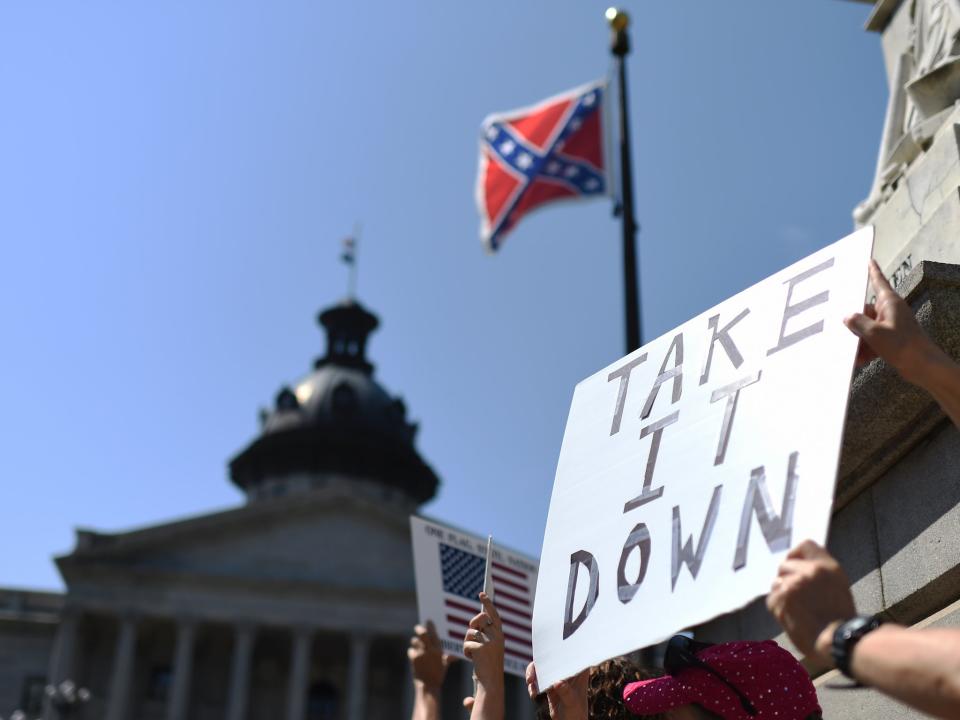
[{"x1": 607, "y1": 8, "x2": 642, "y2": 353}]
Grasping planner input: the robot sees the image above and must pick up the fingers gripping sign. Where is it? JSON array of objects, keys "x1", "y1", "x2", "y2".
[
  {"x1": 843, "y1": 259, "x2": 938, "y2": 383},
  {"x1": 525, "y1": 661, "x2": 539, "y2": 701},
  {"x1": 463, "y1": 592, "x2": 505, "y2": 720},
  {"x1": 463, "y1": 592, "x2": 504, "y2": 674},
  {"x1": 524, "y1": 660, "x2": 589, "y2": 720},
  {"x1": 547, "y1": 668, "x2": 590, "y2": 719}
]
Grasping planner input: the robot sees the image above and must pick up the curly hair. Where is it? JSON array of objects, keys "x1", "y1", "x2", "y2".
[
  {"x1": 532, "y1": 657, "x2": 659, "y2": 720},
  {"x1": 588, "y1": 657, "x2": 663, "y2": 720}
]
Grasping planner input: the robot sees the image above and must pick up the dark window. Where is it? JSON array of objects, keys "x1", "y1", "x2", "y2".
[
  {"x1": 147, "y1": 666, "x2": 173, "y2": 701},
  {"x1": 276, "y1": 387, "x2": 299, "y2": 411},
  {"x1": 331, "y1": 383, "x2": 357, "y2": 417},
  {"x1": 307, "y1": 682, "x2": 338, "y2": 720},
  {"x1": 20, "y1": 675, "x2": 46, "y2": 714}
]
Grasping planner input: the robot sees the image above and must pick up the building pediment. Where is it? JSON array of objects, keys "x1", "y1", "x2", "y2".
[{"x1": 57, "y1": 486, "x2": 416, "y2": 596}]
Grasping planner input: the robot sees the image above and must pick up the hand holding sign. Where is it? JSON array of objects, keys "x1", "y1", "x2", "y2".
[
  {"x1": 766, "y1": 539, "x2": 856, "y2": 665},
  {"x1": 845, "y1": 259, "x2": 939, "y2": 382},
  {"x1": 470, "y1": 537, "x2": 496, "y2": 701},
  {"x1": 464, "y1": 593, "x2": 505, "y2": 681},
  {"x1": 525, "y1": 661, "x2": 589, "y2": 720}
]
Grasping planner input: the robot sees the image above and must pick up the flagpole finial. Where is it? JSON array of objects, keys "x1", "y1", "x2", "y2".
[
  {"x1": 606, "y1": 8, "x2": 631, "y2": 56},
  {"x1": 605, "y1": 7, "x2": 629, "y2": 31}
]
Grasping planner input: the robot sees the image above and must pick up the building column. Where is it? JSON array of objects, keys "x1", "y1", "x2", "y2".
[
  {"x1": 285, "y1": 627, "x2": 313, "y2": 720},
  {"x1": 166, "y1": 619, "x2": 198, "y2": 720},
  {"x1": 105, "y1": 614, "x2": 138, "y2": 720},
  {"x1": 43, "y1": 608, "x2": 80, "y2": 720},
  {"x1": 401, "y1": 650, "x2": 414, "y2": 720},
  {"x1": 460, "y1": 660, "x2": 475, "y2": 709},
  {"x1": 345, "y1": 633, "x2": 370, "y2": 720},
  {"x1": 226, "y1": 624, "x2": 256, "y2": 720},
  {"x1": 513, "y1": 674, "x2": 533, "y2": 720}
]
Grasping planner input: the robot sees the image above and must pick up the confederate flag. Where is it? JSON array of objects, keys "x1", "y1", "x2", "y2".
[{"x1": 475, "y1": 80, "x2": 607, "y2": 252}]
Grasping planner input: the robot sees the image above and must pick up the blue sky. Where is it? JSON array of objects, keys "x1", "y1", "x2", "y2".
[{"x1": 0, "y1": 1, "x2": 884, "y2": 589}]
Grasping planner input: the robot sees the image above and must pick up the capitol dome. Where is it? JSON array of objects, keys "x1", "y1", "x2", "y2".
[{"x1": 229, "y1": 299, "x2": 440, "y2": 504}]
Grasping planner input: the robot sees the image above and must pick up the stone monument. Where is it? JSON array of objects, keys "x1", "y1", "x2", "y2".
[
  {"x1": 853, "y1": 0, "x2": 960, "y2": 288},
  {"x1": 689, "y1": 2, "x2": 960, "y2": 717}
]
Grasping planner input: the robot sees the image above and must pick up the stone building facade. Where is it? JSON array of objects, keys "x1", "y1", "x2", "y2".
[
  {"x1": 0, "y1": 590, "x2": 63, "y2": 717},
  {"x1": 1, "y1": 299, "x2": 526, "y2": 720},
  {"x1": 693, "y1": 2, "x2": 960, "y2": 718}
]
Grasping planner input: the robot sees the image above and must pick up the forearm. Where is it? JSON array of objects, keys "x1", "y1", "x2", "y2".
[
  {"x1": 820, "y1": 625, "x2": 960, "y2": 719},
  {"x1": 470, "y1": 683, "x2": 504, "y2": 720},
  {"x1": 412, "y1": 683, "x2": 442, "y2": 720}
]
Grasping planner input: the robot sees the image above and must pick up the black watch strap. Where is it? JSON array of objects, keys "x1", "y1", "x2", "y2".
[{"x1": 832, "y1": 615, "x2": 883, "y2": 680}]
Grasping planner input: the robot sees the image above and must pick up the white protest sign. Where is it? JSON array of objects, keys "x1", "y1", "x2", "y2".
[
  {"x1": 410, "y1": 515, "x2": 539, "y2": 677},
  {"x1": 532, "y1": 229, "x2": 874, "y2": 688}
]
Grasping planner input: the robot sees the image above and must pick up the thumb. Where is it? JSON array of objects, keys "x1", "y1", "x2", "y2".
[
  {"x1": 442, "y1": 654, "x2": 456, "y2": 668},
  {"x1": 844, "y1": 311, "x2": 876, "y2": 339}
]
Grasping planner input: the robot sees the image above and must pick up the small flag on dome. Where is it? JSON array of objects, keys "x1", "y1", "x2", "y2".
[
  {"x1": 341, "y1": 236, "x2": 356, "y2": 265},
  {"x1": 475, "y1": 80, "x2": 608, "y2": 253}
]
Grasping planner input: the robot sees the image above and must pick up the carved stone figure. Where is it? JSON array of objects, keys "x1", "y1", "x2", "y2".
[
  {"x1": 914, "y1": 0, "x2": 960, "y2": 77},
  {"x1": 905, "y1": 0, "x2": 960, "y2": 126},
  {"x1": 855, "y1": 0, "x2": 960, "y2": 224}
]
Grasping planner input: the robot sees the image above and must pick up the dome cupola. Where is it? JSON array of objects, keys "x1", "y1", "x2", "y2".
[{"x1": 229, "y1": 298, "x2": 439, "y2": 506}]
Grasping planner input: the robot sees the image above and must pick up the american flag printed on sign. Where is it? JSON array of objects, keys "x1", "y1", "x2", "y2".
[
  {"x1": 475, "y1": 79, "x2": 607, "y2": 252},
  {"x1": 440, "y1": 543, "x2": 534, "y2": 664}
]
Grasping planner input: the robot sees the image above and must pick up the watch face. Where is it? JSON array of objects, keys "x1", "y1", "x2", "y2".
[
  {"x1": 834, "y1": 615, "x2": 881, "y2": 678},
  {"x1": 845, "y1": 616, "x2": 880, "y2": 639}
]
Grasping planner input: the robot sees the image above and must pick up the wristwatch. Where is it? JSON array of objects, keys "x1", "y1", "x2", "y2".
[{"x1": 832, "y1": 615, "x2": 883, "y2": 680}]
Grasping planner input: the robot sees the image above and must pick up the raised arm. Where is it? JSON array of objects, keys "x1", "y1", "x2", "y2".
[
  {"x1": 464, "y1": 592, "x2": 505, "y2": 720},
  {"x1": 408, "y1": 621, "x2": 452, "y2": 720},
  {"x1": 845, "y1": 259, "x2": 960, "y2": 428},
  {"x1": 768, "y1": 540, "x2": 960, "y2": 719}
]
